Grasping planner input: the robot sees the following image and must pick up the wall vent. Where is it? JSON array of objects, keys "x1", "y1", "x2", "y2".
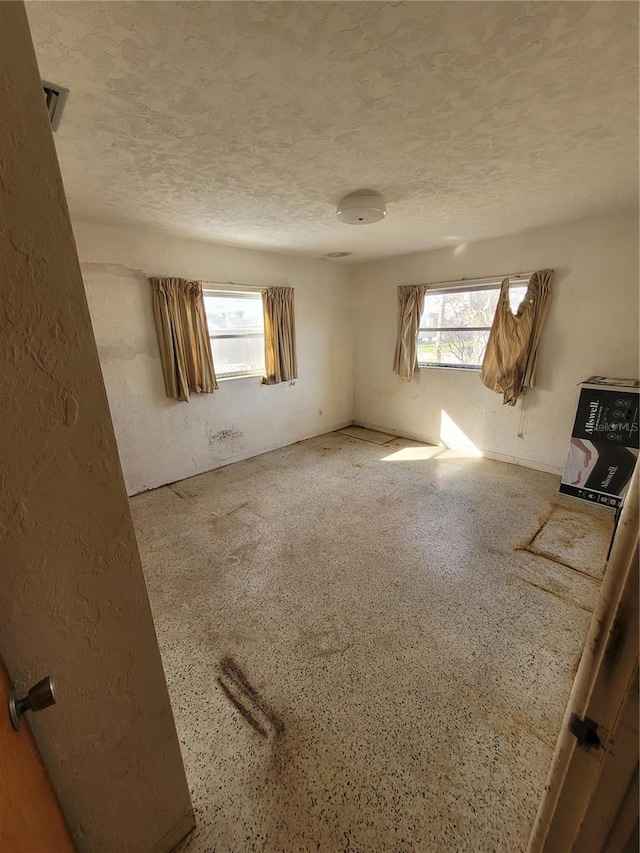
[{"x1": 42, "y1": 80, "x2": 69, "y2": 132}]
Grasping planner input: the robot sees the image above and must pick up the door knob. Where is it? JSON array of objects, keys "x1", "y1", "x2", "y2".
[{"x1": 9, "y1": 676, "x2": 57, "y2": 731}]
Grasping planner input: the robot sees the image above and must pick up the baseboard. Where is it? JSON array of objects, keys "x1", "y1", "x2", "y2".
[
  {"x1": 149, "y1": 809, "x2": 195, "y2": 853},
  {"x1": 128, "y1": 419, "x2": 353, "y2": 495},
  {"x1": 353, "y1": 420, "x2": 563, "y2": 476},
  {"x1": 480, "y1": 449, "x2": 562, "y2": 476}
]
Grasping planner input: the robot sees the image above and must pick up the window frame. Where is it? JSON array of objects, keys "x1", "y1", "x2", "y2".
[
  {"x1": 202, "y1": 284, "x2": 265, "y2": 381},
  {"x1": 417, "y1": 277, "x2": 530, "y2": 372}
]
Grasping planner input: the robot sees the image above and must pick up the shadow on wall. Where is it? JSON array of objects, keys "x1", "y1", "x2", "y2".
[{"x1": 382, "y1": 411, "x2": 484, "y2": 461}]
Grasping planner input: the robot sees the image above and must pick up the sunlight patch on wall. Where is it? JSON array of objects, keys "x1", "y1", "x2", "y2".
[
  {"x1": 380, "y1": 413, "x2": 483, "y2": 462},
  {"x1": 440, "y1": 410, "x2": 483, "y2": 457}
]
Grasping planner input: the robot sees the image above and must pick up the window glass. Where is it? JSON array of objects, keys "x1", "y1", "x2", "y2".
[
  {"x1": 418, "y1": 282, "x2": 528, "y2": 369},
  {"x1": 203, "y1": 292, "x2": 265, "y2": 378}
]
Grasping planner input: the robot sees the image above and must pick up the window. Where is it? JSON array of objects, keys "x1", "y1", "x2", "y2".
[
  {"x1": 203, "y1": 289, "x2": 265, "y2": 379},
  {"x1": 417, "y1": 279, "x2": 529, "y2": 370}
]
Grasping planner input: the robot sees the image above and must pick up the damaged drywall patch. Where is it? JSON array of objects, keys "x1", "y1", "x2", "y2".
[{"x1": 207, "y1": 426, "x2": 243, "y2": 446}]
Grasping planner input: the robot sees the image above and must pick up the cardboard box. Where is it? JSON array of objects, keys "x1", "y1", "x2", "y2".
[{"x1": 559, "y1": 377, "x2": 639, "y2": 509}]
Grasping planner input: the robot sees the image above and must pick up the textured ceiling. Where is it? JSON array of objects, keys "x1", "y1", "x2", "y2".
[{"x1": 27, "y1": 1, "x2": 639, "y2": 261}]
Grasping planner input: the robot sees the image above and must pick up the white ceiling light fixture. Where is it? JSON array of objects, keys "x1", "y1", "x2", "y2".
[{"x1": 336, "y1": 190, "x2": 386, "y2": 225}]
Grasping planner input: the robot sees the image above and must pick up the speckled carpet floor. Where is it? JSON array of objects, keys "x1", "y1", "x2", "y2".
[{"x1": 130, "y1": 430, "x2": 613, "y2": 853}]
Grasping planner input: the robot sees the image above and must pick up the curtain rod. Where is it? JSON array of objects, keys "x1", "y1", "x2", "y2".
[{"x1": 410, "y1": 271, "x2": 536, "y2": 289}]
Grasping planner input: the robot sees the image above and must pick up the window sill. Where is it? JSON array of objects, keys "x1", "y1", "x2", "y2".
[
  {"x1": 417, "y1": 364, "x2": 481, "y2": 373},
  {"x1": 217, "y1": 372, "x2": 264, "y2": 383}
]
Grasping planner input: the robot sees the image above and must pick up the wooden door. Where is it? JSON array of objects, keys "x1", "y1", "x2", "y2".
[
  {"x1": 528, "y1": 465, "x2": 639, "y2": 851},
  {"x1": 0, "y1": 657, "x2": 74, "y2": 852}
]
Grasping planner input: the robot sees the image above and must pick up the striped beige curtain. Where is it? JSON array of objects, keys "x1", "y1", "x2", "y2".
[
  {"x1": 480, "y1": 269, "x2": 553, "y2": 406},
  {"x1": 262, "y1": 287, "x2": 297, "y2": 385},
  {"x1": 393, "y1": 285, "x2": 426, "y2": 381},
  {"x1": 149, "y1": 277, "x2": 218, "y2": 402}
]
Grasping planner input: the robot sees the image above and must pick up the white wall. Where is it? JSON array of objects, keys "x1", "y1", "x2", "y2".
[
  {"x1": 72, "y1": 221, "x2": 354, "y2": 494},
  {"x1": 74, "y1": 210, "x2": 638, "y2": 491},
  {"x1": 353, "y1": 210, "x2": 639, "y2": 473},
  {"x1": 1, "y1": 5, "x2": 193, "y2": 850}
]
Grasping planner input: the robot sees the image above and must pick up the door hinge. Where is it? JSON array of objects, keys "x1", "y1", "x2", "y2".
[{"x1": 569, "y1": 713, "x2": 602, "y2": 750}]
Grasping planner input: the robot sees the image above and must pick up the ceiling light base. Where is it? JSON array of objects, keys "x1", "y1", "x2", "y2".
[{"x1": 336, "y1": 191, "x2": 386, "y2": 225}]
